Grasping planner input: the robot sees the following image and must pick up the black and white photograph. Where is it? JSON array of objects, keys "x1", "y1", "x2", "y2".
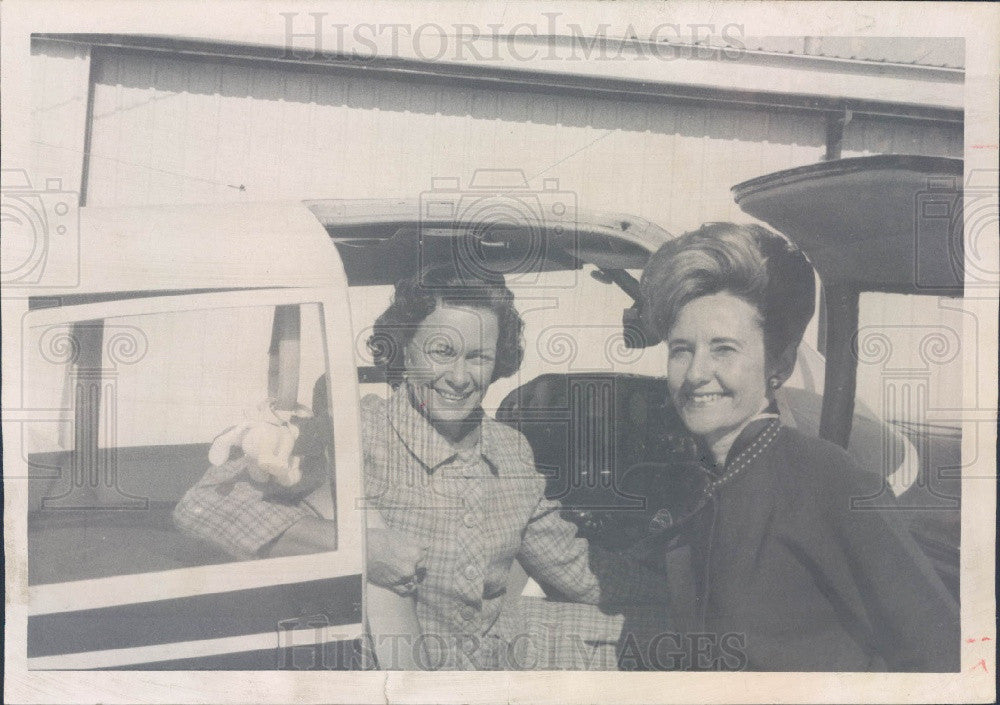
[{"x1": 2, "y1": 1, "x2": 997, "y2": 703}]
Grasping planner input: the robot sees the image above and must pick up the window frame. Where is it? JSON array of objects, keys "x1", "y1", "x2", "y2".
[{"x1": 25, "y1": 286, "x2": 364, "y2": 615}]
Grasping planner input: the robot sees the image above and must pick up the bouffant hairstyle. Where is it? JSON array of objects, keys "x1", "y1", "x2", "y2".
[
  {"x1": 367, "y1": 268, "x2": 525, "y2": 388},
  {"x1": 639, "y1": 222, "x2": 815, "y2": 361}
]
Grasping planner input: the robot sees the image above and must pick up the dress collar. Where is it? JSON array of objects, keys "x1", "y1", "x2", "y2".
[
  {"x1": 706, "y1": 417, "x2": 781, "y2": 495},
  {"x1": 721, "y1": 399, "x2": 781, "y2": 468},
  {"x1": 635, "y1": 402, "x2": 781, "y2": 546},
  {"x1": 387, "y1": 384, "x2": 499, "y2": 475},
  {"x1": 693, "y1": 399, "x2": 780, "y2": 471}
]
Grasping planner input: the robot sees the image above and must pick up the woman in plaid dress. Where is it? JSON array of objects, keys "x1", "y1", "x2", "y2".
[{"x1": 175, "y1": 268, "x2": 627, "y2": 669}]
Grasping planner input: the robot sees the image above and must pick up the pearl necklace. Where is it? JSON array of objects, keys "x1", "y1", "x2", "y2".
[{"x1": 703, "y1": 419, "x2": 781, "y2": 497}]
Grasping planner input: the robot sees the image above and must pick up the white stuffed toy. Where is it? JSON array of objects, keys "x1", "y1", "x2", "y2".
[{"x1": 208, "y1": 401, "x2": 317, "y2": 489}]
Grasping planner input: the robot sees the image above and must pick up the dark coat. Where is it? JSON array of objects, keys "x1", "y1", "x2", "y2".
[{"x1": 598, "y1": 418, "x2": 960, "y2": 672}]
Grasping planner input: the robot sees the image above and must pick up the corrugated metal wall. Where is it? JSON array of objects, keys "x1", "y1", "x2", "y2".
[
  {"x1": 83, "y1": 50, "x2": 962, "y2": 223},
  {"x1": 30, "y1": 39, "x2": 91, "y2": 197},
  {"x1": 83, "y1": 49, "x2": 833, "y2": 234},
  {"x1": 843, "y1": 113, "x2": 962, "y2": 158}
]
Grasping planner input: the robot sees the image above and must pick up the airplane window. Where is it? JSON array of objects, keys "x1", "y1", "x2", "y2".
[{"x1": 26, "y1": 302, "x2": 337, "y2": 585}]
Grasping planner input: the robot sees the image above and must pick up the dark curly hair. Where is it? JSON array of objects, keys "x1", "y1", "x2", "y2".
[
  {"x1": 367, "y1": 268, "x2": 525, "y2": 388},
  {"x1": 639, "y1": 222, "x2": 815, "y2": 361}
]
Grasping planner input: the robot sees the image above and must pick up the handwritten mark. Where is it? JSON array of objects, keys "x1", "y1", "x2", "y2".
[{"x1": 971, "y1": 658, "x2": 989, "y2": 673}]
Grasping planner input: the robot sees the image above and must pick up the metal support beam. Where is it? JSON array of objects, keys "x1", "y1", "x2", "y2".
[
  {"x1": 824, "y1": 109, "x2": 852, "y2": 161},
  {"x1": 819, "y1": 285, "x2": 860, "y2": 447},
  {"x1": 268, "y1": 304, "x2": 302, "y2": 410},
  {"x1": 816, "y1": 108, "x2": 853, "y2": 355}
]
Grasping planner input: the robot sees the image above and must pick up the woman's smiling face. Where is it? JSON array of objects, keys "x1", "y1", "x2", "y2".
[
  {"x1": 666, "y1": 291, "x2": 769, "y2": 457},
  {"x1": 404, "y1": 303, "x2": 498, "y2": 438}
]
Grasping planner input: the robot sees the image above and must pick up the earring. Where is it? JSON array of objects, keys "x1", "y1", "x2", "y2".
[{"x1": 768, "y1": 377, "x2": 781, "y2": 389}]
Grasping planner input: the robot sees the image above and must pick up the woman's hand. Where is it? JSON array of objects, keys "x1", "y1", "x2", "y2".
[{"x1": 366, "y1": 527, "x2": 428, "y2": 596}]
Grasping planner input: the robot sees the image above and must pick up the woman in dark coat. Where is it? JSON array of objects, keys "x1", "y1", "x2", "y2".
[{"x1": 612, "y1": 222, "x2": 959, "y2": 671}]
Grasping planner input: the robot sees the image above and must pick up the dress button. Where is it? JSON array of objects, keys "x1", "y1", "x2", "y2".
[
  {"x1": 463, "y1": 564, "x2": 478, "y2": 581},
  {"x1": 462, "y1": 512, "x2": 477, "y2": 527}
]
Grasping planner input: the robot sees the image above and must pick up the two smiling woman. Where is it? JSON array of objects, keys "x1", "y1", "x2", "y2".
[
  {"x1": 177, "y1": 222, "x2": 957, "y2": 671},
  {"x1": 362, "y1": 225, "x2": 958, "y2": 671}
]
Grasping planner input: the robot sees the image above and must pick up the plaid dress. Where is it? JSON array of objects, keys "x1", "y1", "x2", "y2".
[
  {"x1": 361, "y1": 387, "x2": 623, "y2": 669},
  {"x1": 174, "y1": 385, "x2": 626, "y2": 669},
  {"x1": 172, "y1": 454, "x2": 317, "y2": 559}
]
